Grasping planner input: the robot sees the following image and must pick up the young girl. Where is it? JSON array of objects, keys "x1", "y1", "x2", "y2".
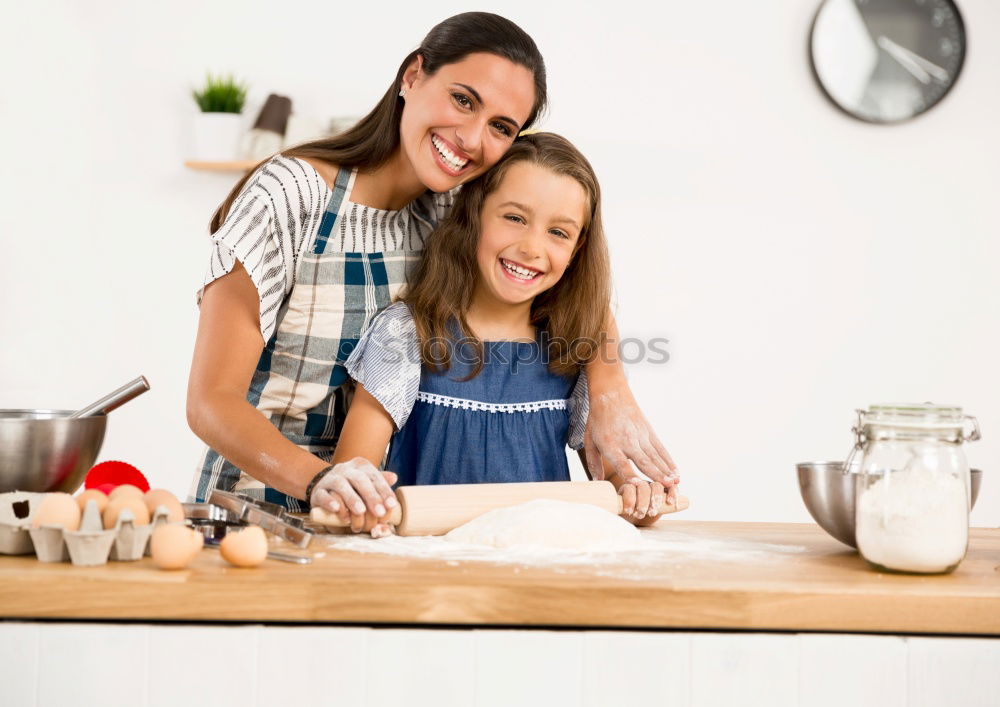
[
  {"x1": 187, "y1": 12, "x2": 676, "y2": 515},
  {"x1": 310, "y1": 133, "x2": 679, "y2": 536}
]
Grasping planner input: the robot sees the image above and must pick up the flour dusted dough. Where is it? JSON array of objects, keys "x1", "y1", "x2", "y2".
[{"x1": 444, "y1": 499, "x2": 643, "y2": 551}]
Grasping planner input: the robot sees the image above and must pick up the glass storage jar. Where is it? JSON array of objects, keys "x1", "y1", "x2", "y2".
[{"x1": 847, "y1": 403, "x2": 980, "y2": 574}]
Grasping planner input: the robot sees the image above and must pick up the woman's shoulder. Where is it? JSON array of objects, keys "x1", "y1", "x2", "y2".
[
  {"x1": 243, "y1": 154, "x2": 336, "y2": 198},
  {"x1": 291, "y1": 156, "x2": 340, "y2": 190}
]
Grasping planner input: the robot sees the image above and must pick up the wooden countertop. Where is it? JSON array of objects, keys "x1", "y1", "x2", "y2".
[{"x1": 2, "y1": 521, "x2": 998, "y2": 635}]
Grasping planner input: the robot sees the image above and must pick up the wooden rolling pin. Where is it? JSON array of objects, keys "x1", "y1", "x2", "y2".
[{"x1": 310, "y1": 480, "x2": 689, "y2": 536}]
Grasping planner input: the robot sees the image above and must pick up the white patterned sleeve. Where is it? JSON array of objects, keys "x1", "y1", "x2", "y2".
[
  {"x1": 567, "y1": 370, "x2": 589, "y2": 451},
  {"x1": 198, "y1": 156, "x2": 329, "y2": 342},
  {"x1": 433, "y1": 186, "x2": 460, "y2": 222},
  {"x1": 345, "y1": 303, "x2": 422, "y2": 430}
]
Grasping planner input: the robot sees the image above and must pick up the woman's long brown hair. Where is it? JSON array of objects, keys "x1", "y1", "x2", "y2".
[
  {"x1": 403, "y1": 132, "x2": 611, "y2": 379},
  {"x1": 208, "y1": 12, "x2": 547, "y2": 234}
]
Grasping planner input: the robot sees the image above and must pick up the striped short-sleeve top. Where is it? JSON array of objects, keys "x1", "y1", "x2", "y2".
[{"x1": 189, "y1": 156, "x2": 456, "y2": 511}]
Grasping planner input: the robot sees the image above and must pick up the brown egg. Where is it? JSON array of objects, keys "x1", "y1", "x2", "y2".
[
  {"x1": 102, "y1": 497, "x2": 150, "y2": 529},
  {"x1": 190, "y1": 528, "x2": 204, "y2": 554},
  {"x1": 32, "y1": 493, "x2": 81, "y2": 530},
  {"x1": 108, "y1": 484, "x2": 144, "y2": 502},
  {"x1": 75, "y1": 489, "x2": 108, "y2": 513},
  {"x1": 143, "y1": 489, "x2": 184, "y2": 523},
  {"x1": 219, "y1": 526, "x2": 268, "y2": 567},
  {"x1": 151, "y1": 524, "x2": 201, "y2": 570}
]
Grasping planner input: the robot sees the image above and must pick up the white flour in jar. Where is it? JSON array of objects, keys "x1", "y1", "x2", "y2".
[{"x1": 856, "y1": 466, "x2": 968, "y2": 573}]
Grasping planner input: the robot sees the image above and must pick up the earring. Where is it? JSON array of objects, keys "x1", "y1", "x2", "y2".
[{"x1": 398, "y1": 88, "x2": 406, "y2": 97}]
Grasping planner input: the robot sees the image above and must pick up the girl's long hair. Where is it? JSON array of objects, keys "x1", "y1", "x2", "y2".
[
  {"x1": 404, "y1": 132, "x2": 611, "y2": 379},
  {"x1": 209, "y1": 12, "x2": 547, "y2": 233}
]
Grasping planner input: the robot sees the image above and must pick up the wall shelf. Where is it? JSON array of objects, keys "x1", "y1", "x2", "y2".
[{"x1": 184, "y1": 160, "x2": 258, "y2": 172}]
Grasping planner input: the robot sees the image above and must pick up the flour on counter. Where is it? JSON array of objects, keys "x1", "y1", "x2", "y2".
[{"x1": 318, "y1": 521, "x2": 809, "y2": 574}]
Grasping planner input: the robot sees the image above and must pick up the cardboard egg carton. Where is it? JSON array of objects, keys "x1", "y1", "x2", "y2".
[
  {"x1": 0, "y1": 492, "x2": 171, "y2": 566},
  {"x1": 0, "y1": 491, "x2": 46, "y2": 555}
]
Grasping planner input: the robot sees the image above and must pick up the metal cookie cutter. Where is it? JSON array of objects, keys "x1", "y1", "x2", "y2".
[{"x1": 183, "y1": 490, "x2": 316, "y2": 564}]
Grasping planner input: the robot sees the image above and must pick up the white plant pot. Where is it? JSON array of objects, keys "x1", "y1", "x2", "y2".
[{"x1": 192, "y1": 112, "x2": 243, "y2": 161}]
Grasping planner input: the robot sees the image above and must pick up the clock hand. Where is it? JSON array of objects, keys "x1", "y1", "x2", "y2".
[
  {"x1": 877, "y1": 36, "x2": 932, "y2": 83},
  {"x1": 877, "y1": 35, "x2": 950, "y2": 82}
]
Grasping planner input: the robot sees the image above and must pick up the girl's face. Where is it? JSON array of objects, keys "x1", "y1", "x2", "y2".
[
  {"x1": 474, "y1": 161, "x2": 589, "y2": 308},
  {"x1": 399, "y1": 53, "x2": 536, "y2": 193}
]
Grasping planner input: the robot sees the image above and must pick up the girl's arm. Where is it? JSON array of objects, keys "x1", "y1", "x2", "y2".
[
  {"x1": 331, "y1": 384, "x2": 395, "y2": 467},
  {"x1": 186, "y1": 262, "x2": 330, "y2": 500},
  {"x1": 583, "y1": 313, "x2": 678, "y2": 485}
]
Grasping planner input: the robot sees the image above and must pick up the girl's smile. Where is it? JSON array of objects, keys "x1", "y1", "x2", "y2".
[{"x1": 498, "y1": 257, "x2": 543, "y2": 282}]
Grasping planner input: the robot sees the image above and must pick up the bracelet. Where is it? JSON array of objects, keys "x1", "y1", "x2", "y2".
[{"x1": 304, "y1": 465, "x2": 334, "y2": 504}]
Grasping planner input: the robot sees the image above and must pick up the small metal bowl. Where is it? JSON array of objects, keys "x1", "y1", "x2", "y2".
[
  {"x1": 0, "y1": 410, "x2": 107, "y2": 494},
  {"x1": 797, "y1": 461, "x2": 983, "y2": 548}
]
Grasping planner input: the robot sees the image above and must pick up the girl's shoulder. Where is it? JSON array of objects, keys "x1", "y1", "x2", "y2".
[{"x1": 368, "y1": 301, "x2": 416, "y2": 335}]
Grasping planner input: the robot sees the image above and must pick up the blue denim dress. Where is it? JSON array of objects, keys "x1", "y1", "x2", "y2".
[{"x1": 346, "y1": 303, "x2": 588, "y2": 486}]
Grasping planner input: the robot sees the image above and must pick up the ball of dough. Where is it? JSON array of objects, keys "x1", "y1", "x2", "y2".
[{"x1": 444, "y1": 499, "x2": 643, "y2": 551}]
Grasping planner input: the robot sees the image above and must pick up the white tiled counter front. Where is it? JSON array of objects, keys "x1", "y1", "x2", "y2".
[
  {"x1": 3, "y1": 521, "x2": 999, "y2": 706},
  {"x1": 2, "y1": 623, "x2": 999, "y2": 707}
]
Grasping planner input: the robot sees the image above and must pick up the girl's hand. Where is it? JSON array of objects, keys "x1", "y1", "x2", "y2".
[
  {"x1": 617, "y1": 475, "x2": 679, "y2": 527},
  {"x1": 585, "y1": 381, "x2": 677, "y2": 486},
  {"x1": 309, "y1": 457, "x2": 399, "y2": 537}
]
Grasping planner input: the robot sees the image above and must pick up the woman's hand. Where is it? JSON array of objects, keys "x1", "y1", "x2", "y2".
[
  {"x1": 309, "y1": 457, "x2": 399, "y2": 537},
  {"x1": 585, "y1": 380, "x2": 678, "y2": 486}
]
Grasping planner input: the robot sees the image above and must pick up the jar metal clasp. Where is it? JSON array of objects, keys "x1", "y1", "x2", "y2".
[
  {"x1": 842, "y1": 408, "x2": 867, "y2": 475},
  {"x1": 963, "y1": 415, "x2": 981, "y2": 442}
]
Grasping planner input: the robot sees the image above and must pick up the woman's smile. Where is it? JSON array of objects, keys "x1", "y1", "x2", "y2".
[{"x1": 430, "y1": 133, "x2": 472, "y2": 176}]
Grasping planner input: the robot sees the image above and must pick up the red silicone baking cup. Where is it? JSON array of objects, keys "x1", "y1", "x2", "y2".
[{"x1": 84, "y1": 460, "x2": 150, "y2": 492}]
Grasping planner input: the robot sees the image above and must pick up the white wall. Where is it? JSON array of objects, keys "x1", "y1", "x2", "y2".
[{"x1": 1, "y1": 0, "x2": 997, "y2": 526}]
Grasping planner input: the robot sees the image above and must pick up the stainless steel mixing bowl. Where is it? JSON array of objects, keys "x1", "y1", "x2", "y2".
[
  {"x1": 0, "y1": 410, "x2": 107, "y2": 493},
  {"x1": 797, "y1": 461, "x2": 983, "y2": 548}
]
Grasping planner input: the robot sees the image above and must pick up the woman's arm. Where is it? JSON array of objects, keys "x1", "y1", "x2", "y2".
[
  {"x1": 186, "y1": 262, "x2": 329, "y2": 500},
  {"x1": 583, "y1": 313, "x2": 678, "y2": 485}
]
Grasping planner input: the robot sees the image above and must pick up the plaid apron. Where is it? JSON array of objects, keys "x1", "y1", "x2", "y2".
[{"x1": 191, "y1": 167, "x2": 431, "y2": 511}]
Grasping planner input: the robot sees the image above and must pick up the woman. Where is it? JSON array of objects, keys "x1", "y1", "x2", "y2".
[{"x1": 186, "y1": 12, "x2": 677, "y2": 521}]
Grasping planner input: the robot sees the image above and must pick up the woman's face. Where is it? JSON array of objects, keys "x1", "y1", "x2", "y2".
[
  {"x1": 399, "y1": 52, "x2": 536, "y2": 193},
  {"x1": 474, "y1": 161, "x2": 588, "y2": 309}
]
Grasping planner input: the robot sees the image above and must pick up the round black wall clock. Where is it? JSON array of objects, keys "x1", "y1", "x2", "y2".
[{"x1": 810, "y1": 0, "x2": 966, "y2": 123}]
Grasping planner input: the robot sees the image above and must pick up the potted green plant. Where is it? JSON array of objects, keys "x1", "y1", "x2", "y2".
[{"x1": 191, "y1": 73, "x2": 248, "y2": 161}]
